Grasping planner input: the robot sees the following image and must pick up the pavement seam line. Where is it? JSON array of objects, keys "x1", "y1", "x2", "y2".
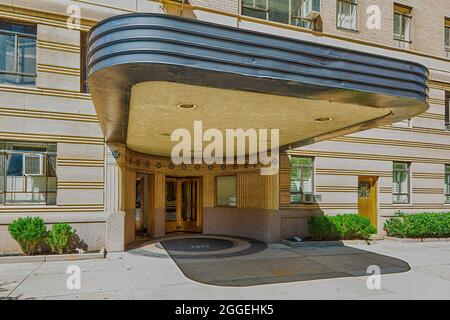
[{"x1": 6, "y1": 261, "x2": 44, "y2": 299}]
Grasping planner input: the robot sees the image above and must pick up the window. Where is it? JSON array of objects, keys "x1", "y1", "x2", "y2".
[
  {"x1": 393, "y1": 4, "x2": 412, "y2": 49},
  {"x1": 0, "y1": 21, "x2": 36, "y2": 86},
  {"x1": 445, "y1": 18, "x2": 450, "y2": 58},
  {"x1": 242, "y1": 0, "x2": 315, "y2": 30},
  {"x1": 0, "y1": 141, "x2": 57, "y2": 205},
  {"x1": 393, "y1": 162, "x2": 410, "y2": 204},
  {"x1": 445, "y1": 91, "x2": 450, "y2": 131},
  {"x1": 215, "y1": 176, "x2": 237, "y2": 207},
  {"x1": 445, "y1": 165, "x2": 450, "y2": 204},
  {"x1": 290, "y1": 156, "x2": 314, "y2": 203},
  {"x1": 80, "y1": 32, "x2": 89, "y2": 93},
  {"x1": 336, "y1": 0, "x2": 357, "y2": 31}
]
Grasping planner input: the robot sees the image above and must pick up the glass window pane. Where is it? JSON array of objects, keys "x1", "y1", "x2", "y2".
[
  {"x1": 290, "y1": 157, "x2": 314, "y2": 203},
  {"x1": 393, "y1": 194, "x2": 408, "y2": 204},
  {"x1": 242, "y1": 0, "x2": 267, "y2": 20},
  {"x1": 47, "y1": 155, "x2": 56, "y2": 177},
  {"x1": 445, "y1": 165, "x2": 450, "y2": 204},
  {"x1": 393, "y1": 162, "x2": 409, "y2": 203},
  {"x1": 17, "y1": 37, "x2": 36, "y2": 74},
  {"x1": 242, "y1": 7, "x2": 267, "y2": 19},
  {"x1": 290, "y1": 193, "x2": 302, "y2": 204},
  {"x1": 445, "y1": 27, "x2": 450, "y2": 48},
  {"x1": 24, "y1": 154, "x2": 43, "y2": 175},
  {"x1": 0, "y1": 73, "x2": 34, "y2": 86},
  {"x1": 291, "y1": 0, "x2": 302, "y2": 16},
  {"x1": 0, "y1": 22, "x2": 36, "y2": 86},
  {"x1": 216, "y1": 176, "x2": 237, "y2": 207},
  {"x1": 0, "y1": 153, "x2": 4, "y2": 193},
  {"x1": 6, "y1": 176, "x2": 25, "y2": 192},
  {"x1": 393, "y1": 162, "x2": 408, "y2": 170},
  {"x1": 243, "y1": 0, "x2": 266, "y2": 9},
  {"x1": 6, "y1": 153, "x2": 23, "y2": 176},
  {"x1": 403, "y1": 16, "x2": 411, "y2": 40},
  {"x1": 268, "y1": 0, "x2": 289, "y2": 24},
  {"x1": 394, "y1": 13, "x2": 401, "y2": 36},
  {"x1": 0, "y1": 33, "x2": 16, "y2": 72},
  {"x1": 1, "y1": 141, "x2": 57, "y2": 205},
  {"x1": 165, "y1": 181, "x2": 177, "y2": 221},
  {"x1": 27, "y1": 176, "x2": 47, "y2": 192},
  {"x1": 47, "y1": 192, "x2": 56, "y2": 205},
  {"x1": 337, "y1": 1, "x2": 357, "y2": 30},
  {"x1": 6, "y1": 192, "x2": 46, "y2": 205},
  {"x1": 0, "y1": 21, "x2": 36, "y2": 35},
  {"x1": 301, "y1": 166, "x2": 313, "y2": 192},
  {"x1": 291, "y1": 0, "x2": 314, "y2": 28},
  {"x1": 47, "y1": 177, "x2": 57, "y2": 193}
]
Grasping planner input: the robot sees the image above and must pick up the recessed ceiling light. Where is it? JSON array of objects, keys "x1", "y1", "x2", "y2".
[
  {"x1": 177, "y1": 103, "x2": 197, "y2": 110},
  {"x1": 314, "y1": 117, "x2": 333, "y2": 122}
]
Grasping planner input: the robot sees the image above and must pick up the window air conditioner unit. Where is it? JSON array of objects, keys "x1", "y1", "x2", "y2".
[
  {"x1": 303, "y1": 193, "x2": 316, "y2": 203},
  {"x1": 23, "y1": 154, "x2": 46, "y2": 176},
  {"x1": 302, "y1": 0, "x2": 321, "y2": 20}
]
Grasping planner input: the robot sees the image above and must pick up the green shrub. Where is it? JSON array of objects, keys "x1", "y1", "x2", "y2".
[
  {"x1": 308, "y1": 214, "x2": 377, "y2": 241},
  {"x1": 46, "y1": 223, "x2": 76, "y2": 254},
  {"x1": 8, "y1": 217, "x2": 47, "y2": 255},
  {"x1": 384, "y1": 212, "x2": 450, "y2": 238}
]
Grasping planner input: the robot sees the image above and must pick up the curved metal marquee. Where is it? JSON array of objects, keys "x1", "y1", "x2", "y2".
[{"x1": 87, "y1": 13, "x2": 429, "y2": 150}]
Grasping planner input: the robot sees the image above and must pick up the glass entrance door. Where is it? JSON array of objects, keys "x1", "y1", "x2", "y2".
[{"x1": 165, "y1": 177, "x2": 201, "y2": 233}]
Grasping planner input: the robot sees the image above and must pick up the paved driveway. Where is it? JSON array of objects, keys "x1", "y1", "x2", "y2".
[{"x1": 1, "y1": 240, "x2": 450, "y2": 300}]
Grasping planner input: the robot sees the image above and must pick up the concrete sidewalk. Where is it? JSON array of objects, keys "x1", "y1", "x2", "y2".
[{"x1": 1, "y1": 241, "x2": 450, "y2": 300}]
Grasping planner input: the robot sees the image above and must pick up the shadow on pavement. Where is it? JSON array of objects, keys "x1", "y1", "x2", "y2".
[{"x1": 159, "y1": 237, "x2": 410, "y2": 287}]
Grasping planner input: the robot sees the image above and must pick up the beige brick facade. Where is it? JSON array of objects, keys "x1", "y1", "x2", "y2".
[
  {"x1": 0, "y1": 0, "x2": 449, "y2": 252},
  {"x1": 190, "y1": 0, "x2": 239, "y2": 13}
]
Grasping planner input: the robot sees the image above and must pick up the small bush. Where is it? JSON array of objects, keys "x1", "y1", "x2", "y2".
[
  {"x1": 384, "y1": 211, "x2": 450, "y2": 238},
  {"x1": 308, "y1": 214, "x2": 377, "y2": 241},
  {"x1": 8, "y1": 217, "x2": 47, "y2": 255},
  {"x1": 46, "y1": 223, "x2": 76, "y2": 254}
]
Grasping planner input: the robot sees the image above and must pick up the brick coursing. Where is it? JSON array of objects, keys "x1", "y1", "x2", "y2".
[
  {"x1": 189, "y1": 0, "x2": 239, "y2": 14},
  {"x1": 194, "y1": 0, "x2": 450, "y2": 58}
]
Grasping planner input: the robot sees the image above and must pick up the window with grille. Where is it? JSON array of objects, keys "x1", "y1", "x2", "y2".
[
  {"x1": 336, "y1": 0, "x2": 357, "y2": 31},
  {"x1": 445, "y1": 18, "x2": 450, "y2": 58},
  {"x1": 393, "y1": 162, "x2": 410, "y2": 204},
  {"x1": 0, "y1": 20, "x2": 36, "y2": 86},
  {"x1": 80, "y1": 31, "x2": 90, "y2": 93},
  {"x1": 0, "y1": 141, "x2": 57, "y2": 205},
  {"x1": 290, "y1": 156, "x2": 314, "y2": 203},
  {"x1": 445, "y1": 91, "x2": 449, "y2": 131},
  {"x1": 445, "y1": 165, "x2": 450, "y2": 204},
  {"x1": 215, "y1": 176, "x2": 237, "y2": 207},
  {"x1": 393, "y1": 4, "x2": 412, "y2": 49},
  {"x1": 242, "y1": 0, "x2": 315, "y2": 30}
]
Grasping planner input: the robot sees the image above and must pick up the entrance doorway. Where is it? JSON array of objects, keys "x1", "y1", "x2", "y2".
[
  {"x1": 165, "y1": 177, "x2": 202, "y2": 233},
  {"x1": 135, "y1": 173, "x2": 152, "y2": 239},
  {"x1": 358, "y1": 176, "x2": 378, "y2": 228}
]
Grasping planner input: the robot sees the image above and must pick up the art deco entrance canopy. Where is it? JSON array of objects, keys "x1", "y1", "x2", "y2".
[{"x1": 87, "y1": 13, "x2": 429, "y2": 156}]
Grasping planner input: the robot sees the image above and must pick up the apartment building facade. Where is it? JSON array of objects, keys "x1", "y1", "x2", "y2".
[{"x1": 0, "y1": 0, "x2": 448, "y2": 253}]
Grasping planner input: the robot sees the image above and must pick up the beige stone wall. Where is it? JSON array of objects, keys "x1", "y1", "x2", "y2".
[
  {"x1": 191, "y1": 0, "x2": 450, "y2": 58},
  {"x1": 189, "y1": 0, "x2": 239, "y2": 14},
  {"x1": 0, "y1": 0, "x2": 449, "y2": 246},
  {"x1": 320, "y1": 0, "x2": 450, "y2": 57}
]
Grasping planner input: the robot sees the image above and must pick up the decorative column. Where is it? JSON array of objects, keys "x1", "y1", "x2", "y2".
[
  {"x1": 153, "y1": 172, "x2": 166, "y2": 238},
  {"x1": 104, "y1": 143, "x2": 130, "y2": 251}
]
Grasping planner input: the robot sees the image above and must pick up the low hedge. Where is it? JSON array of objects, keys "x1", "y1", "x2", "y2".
[
  {"x1": 384, "y1": 212, "x2": 450, "y2": 238},
  {"x1": 308, "y1": 214, "x2": 377, "y2": 241},
  {"x1": 8, "y1": 217, "x2": 47, "y2": 255},
  {"x1": 8, "y1": 217, "x2": 78, "y2": 255}
]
